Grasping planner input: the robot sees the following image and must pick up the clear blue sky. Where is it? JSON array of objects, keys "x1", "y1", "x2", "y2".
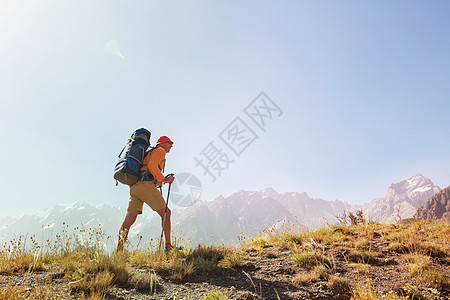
[{"x1": 1, "y1": 1, "x2": 449, "y2": 218}]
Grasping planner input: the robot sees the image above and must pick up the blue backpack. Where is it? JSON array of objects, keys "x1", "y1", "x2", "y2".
[{"x1": 114, "y1": 128, "x2": 151, "y2": 186}]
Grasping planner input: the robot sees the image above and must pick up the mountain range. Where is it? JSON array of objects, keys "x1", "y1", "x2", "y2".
[
  {"x1": 0, "y1": 174, "x2": 445, "y2": 248},
  {"x1": 174, "y1": 188, "x2": 355, "y2": 246},
  {"x1": 0, "y1": 202, "x2": 163, "y2": 251},
  {"x1": 415, "y1": 185, "x2": 450, "y2": 221},
  {"x1": 361, "y1": 174, "x2": 441, "y2": 222}
]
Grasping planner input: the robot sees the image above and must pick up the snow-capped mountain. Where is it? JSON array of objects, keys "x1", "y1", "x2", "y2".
[
  {"x1": 0, "y1": 216, "x2": 14, "y2": 229},
  {"x1": 0, "y1": 174, "x2": 443, "y2": 249},
  {"x1": 0, "y1": 202, "x2": 163, "y2": 251},
  {"x1": 361, "y1": 174, "x2": 441, "y2": 223},
  {"x1": 0, "y1": 189, "x2": 355, "y2": 248},
  {"x1": 415, "y1": 185, "x2": 450, "y2": 221},
  {"x1": 174, "y1": 188, "x2": 355, "y2": 246}
]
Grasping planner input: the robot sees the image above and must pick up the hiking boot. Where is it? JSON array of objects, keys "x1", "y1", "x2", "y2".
[{"x1": 165, "y1": 244, "x2": 183, "y2": 251}]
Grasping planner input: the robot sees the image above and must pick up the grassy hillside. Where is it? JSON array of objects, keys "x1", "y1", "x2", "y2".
[{"x1": 0, "y1": 215, "x2": 449, "y2": 299}]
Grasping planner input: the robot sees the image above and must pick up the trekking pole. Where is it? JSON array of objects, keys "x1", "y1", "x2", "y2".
[{"x1": 159, "y1": 173, "x2": 174, "y2": 251}]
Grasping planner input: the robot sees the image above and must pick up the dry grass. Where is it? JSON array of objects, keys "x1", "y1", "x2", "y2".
[
  {"x1": 128, "y1": 270, "x2": 160, "y2": 292},
  {"x1": 292, "y1": 265, "x2": 330, "y2": 285},
  {"x1": 1, "y1": 217, "x2": 448, "y2": 299},
  {"x1": 240, "y1": 220, "x2": 304, "y2": 250},
  {"x1": 201, "y1": 290, "x2": 229, "y2": 300},
  {"x1": 405, "y1": 252, "x2": 449, "y2": 291},
  {"x1": 170, "y1": 257, "x2": 196, "y2": 281},
  {"x1": 182, "y1": 244, "x2": 231, "y2": 276},
  {"x1": 310, "y1": 226, "x2": 352, "y2": 246},
  {"x1": 292, "y1": 271, "x2": 320, "y2": 285},
  {"x1": 0, "y1": 285, "x2": 58, "y2": 300},
  {"x1": 65, "y1": 252, "x2": 128, "y2": 297},
  {"x1": 219, "y1": 251, "x2": 247, "y2": 268},
  {"x1": 241, "y1": 216, "x2": 449, "y2": 298},
  {"x1": 394, "y1": 283, "x2": 428, "y2": 300},
  {"x1": 347, "y1": 248, "x2": 378, "y2": 265},
  {"x1": 350, "y1": 282, "x2": 407, "y2": 300},
  {"x1": 0, "y1": 235, "x2": 48, "y2": 274},
  {"x1": 348, "y1": 262, "x2": 372, "y2": 274},
  {"x1": 383, "y1": 218, "x2": 449, "y2": 257},
  {"x1": 292, "y1": 250, "x2": 323, "y2": 270},
  {"x1": 327, "y1": 274, "x2": 352, "y2": 298}
]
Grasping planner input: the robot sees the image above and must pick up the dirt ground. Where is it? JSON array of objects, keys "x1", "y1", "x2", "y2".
[{"x1": 1, "y1": 240, "x2": 449, "y2": 300}]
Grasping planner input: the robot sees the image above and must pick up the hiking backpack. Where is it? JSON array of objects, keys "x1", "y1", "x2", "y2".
[{"x1": 113, "y1": 128, "x2": 151, "y2": 186}]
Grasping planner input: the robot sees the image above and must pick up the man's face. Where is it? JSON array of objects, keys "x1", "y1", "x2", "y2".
[{"x1": 161, "y1": 141, "x2": 173, "y2": 153}]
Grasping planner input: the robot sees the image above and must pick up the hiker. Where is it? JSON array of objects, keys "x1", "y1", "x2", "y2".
[{"x1": 116, "y1": 136, "x2": 175, "y2": 251}]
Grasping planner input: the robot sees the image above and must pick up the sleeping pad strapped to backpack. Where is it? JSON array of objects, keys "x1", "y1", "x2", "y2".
[{"x1": 114, "y1": 128, "x2": 151, "y2": 186}]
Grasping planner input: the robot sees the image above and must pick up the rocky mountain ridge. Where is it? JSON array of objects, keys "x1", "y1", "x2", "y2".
[
  {"x1": 361, "y1": 174, "x2": 441, "y2": 222},
  {"x1": 415, "y1": 186, "x2": 450, "y2": 221},
  {"x1": 0, "y1": 202, "x2": 163, "y2": 251},
  {"x1": 0, "y1": 174, "x2": 444, "y2": 248},
  {"x1": 174, "y1": 188, "x2": 355, "y2": 245}
]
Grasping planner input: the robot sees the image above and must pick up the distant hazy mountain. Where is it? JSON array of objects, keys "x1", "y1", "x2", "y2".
[
  {"x1": 361, "y1": 174, "x2": 441, "y2": 223},
  {"x1": 0, "y1": 216, "x2": 14, "y2": 228},
  {"x1": 0, "y1": 189, "x2": 355, "y2": 248},
  {"x1": 174, "y1": 188, "x2": 355, "y2": 246},
  {"x1": 1, "y1": 175, "x2": 443, "y2": 248},
  {"x1": 0, "y1": 202, "x2": 164, "y2": 251},
  {"x1": 415, "y1": 186, "x2": 450, "y2": 221}
]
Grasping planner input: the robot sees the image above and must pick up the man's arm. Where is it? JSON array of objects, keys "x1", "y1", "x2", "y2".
[{"x1": 148, "y1": 147, "x2": 166, "y2": 183}]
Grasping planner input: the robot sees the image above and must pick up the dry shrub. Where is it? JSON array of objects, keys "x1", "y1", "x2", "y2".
[
  {"x1": 292, "y1": 250, "x2": 320, "y2": 270},
  {"x1": 186, "y1": 244, "x2": 232, "y2": 275},
  {"x1": 219, "y1": 251, "x2": 247, "y2": 268},
  {"x1": 354, "y1": 238, "x2": 370, "y2": 250},
  {"x1": 80, "y1": 251, "x2": 129, "y2": 286},
  {"x1": 350, "y1": 282, "x2": 401, "y2": 300},
  {"x1": 292, "y1": 249, "x2": 332, "y2": 271},
  {"x1": 66, "y1": 251, "x2": 128, "y2": 298},
  {"x1": 128, "y1": 270, "x2": 160, "y2": 292},
  {"x1": 328, "y1": 275, "x2": 352, "y2": 300},
  {"x1": 350, "y1": 283, "x2": 378, "y2": 300},
  {"x1": 194, "y1": 257, "x2": 218, "y2": 275},
  {"x1": 128, "y1": 249, "x2": 154, "y2": 267},
  {"x1": 0, "y1": 286, "x2": 22, "y2": 300},
  {"x1": 268, "y1": 231, "x2": 304, "y2": 248},
  {"x1": 241, "y1": 221, "x2": 305, "y2": 250},
  {"x1": 201, "y1": 290, "x2": 229, "y2": 300},
  {"x1": 406, "y1": 252, "x2": 449, "y2": 291},
  {"x1": 348, "y1": 263, "x2": 372, "y2": 274},
  {"x1": 416, "y1": 241, "x2": 447, "y2": 258},
  {"x1": 69, "y1": 270, "x2": 113, "y2": 297},
  {"x1": 384, "y1": 219, "x2": 449, "y2": 259},
  {"x1": 242, "y1": 236, "x2": 269, "y2": 251},
  {"x1": 90, "y1": 271, "x2": 114, "y2": 294},
  {"x1": 347, "y1": 249, "x2": 378, "y2": 265},
  {"x1": 170, "y1": 258, "x2": 195, "y2": 281},
  {"x1": 189, "y1": 244, "x2": 230, "y2": 262},
  {"x1": 292, "y1": 271, "x2": 320, "y2": 285},
  {"x1": 0, "y1": 236, "x2": 47, "y2": 274},
  {"x1": 394, "y1": 283, "x2": 427, "y2": 300}
]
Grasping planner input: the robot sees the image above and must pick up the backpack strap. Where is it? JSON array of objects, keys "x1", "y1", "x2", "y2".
[{"x1": 139, "y1": 147, "x2": 157, "y2": 182}]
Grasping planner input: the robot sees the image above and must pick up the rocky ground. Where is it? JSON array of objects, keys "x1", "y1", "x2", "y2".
[
  {"x1": 1, "y1": 219, "x2": 450, "y2": 300},
  {"x1": 1, "y1": 241, "x2": 449, "y2": 300}
]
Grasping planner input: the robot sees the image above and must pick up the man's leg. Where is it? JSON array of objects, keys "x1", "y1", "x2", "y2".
[
  {"x1": 156, "y1": 207, "x2": 171, "y2": 248},
  {"x1": 117, "y1": 209, "x2": 139, "y2": 252}
]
